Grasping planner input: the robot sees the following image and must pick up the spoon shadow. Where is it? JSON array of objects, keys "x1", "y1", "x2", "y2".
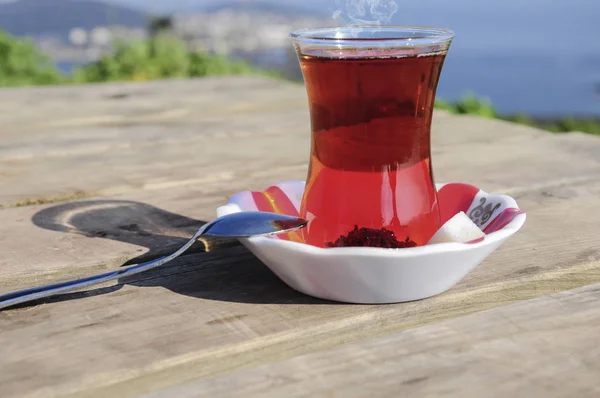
[{"x1": 24, "y1": 199, "x2": 328, "y2": 309}]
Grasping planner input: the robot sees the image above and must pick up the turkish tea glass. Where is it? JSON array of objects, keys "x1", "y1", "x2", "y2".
[{"x1": 290, "y1": 26, "x2": 454, "y2": 248}]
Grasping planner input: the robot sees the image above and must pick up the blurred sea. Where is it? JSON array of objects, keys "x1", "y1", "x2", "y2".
[{"x1": 438, "y1": 52, "x2": 600, "y2": 117}]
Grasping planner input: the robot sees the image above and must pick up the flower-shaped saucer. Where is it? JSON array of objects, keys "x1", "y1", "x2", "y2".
[{"x1": 216, "y1": 181, "x2": 526, "y2": 304}]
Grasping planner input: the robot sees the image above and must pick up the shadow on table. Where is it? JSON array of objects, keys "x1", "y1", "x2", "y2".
[{"x1": 25, "y1": 199, "x2": 327, "y2": 309}]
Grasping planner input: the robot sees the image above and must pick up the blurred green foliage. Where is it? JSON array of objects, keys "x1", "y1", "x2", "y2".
[
  {"x1": 0, "y1": 31, "x2": 64, "y2": 86},
  {"x1": 72, "y1": 17, "x2": 279, "y2": 82},
  {"x1": 434, "y1": 95, "x2": 600, "y2": 136},
  {"x1": 0, "y1": 28, "x2": 596, "y2": 135},
  {"x1": 435, "y1": 93, "x2": 497, "y2": 119},
  {"x1": 72, "y1": 34, "x2": 274, "y2": 83}
]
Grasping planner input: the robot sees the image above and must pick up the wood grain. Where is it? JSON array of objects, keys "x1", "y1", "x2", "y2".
[
  {"x1": 2, "y1": 77, "x2": 600, "y2": 207},
  {"x1": 148, "y1": 283, "x2": 600, "y2": 398},
  {"x1": 1, "y1": 76, "x2": 600, "y2": 398},
  {"x1": 1, "y1": 180, "x2": 599, "y2": 398}
]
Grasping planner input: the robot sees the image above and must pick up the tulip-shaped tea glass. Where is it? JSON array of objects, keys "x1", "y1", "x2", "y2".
[{"x1": 290, "y1": 26, "x2": 454, "y2": 248}]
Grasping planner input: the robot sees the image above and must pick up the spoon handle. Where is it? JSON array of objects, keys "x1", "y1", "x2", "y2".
[{"x1": 0, "y1": 227, "x2": 206, "y2": 311}]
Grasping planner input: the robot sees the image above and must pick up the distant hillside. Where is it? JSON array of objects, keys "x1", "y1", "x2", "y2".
[
  {"x1": 0, "y1": 0, "x2": 147, "y2": 39},
  {"x1": 201, "y1": 0, "x2": 325, "y2": 18},
  {"x1": 102, "y1": 0, "x2": 324, "y2": 16}
]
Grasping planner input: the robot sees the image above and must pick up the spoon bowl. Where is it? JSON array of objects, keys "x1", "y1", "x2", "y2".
[{"x1": 202, "y1": 211, "x2": 307, "y2": 238}]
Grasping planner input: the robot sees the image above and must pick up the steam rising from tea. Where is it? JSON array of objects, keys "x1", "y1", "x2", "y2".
[{"x1": 333, "y1": 0, "x2": 399, "y2": 26}]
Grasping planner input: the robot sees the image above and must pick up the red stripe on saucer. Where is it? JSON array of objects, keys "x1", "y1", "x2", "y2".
[
  {"x1": 265, "y1": 186, "x2": 299, "y2": 217},
  {"x1": 251, "y1": 191, "x2": 274, "y2": 213},
  {"x1": 483, "y1": 208, "x2": 525, "y2": 234}
]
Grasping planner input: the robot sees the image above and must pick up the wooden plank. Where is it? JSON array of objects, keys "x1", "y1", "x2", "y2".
[
  {"x1": 1, "y1": 180, "x2": 600, "y2": 398},
  {"x1": 1, "y1": 76, "x2": 600, "y2": 397},
  {"x1": 0, "y1": 77, "x2": 308, "y2": 136},
  {"x1": 0, "y1": 129, "x2": 309, "y2": 207},
  {"x1": 0, "y1": 77, "x2": 311, "y2": 206},
  {"x1": 3, "y1": 117, "x2": 600, "y2": 207},
  {"x1": 150, "y1": 283, "x2": 600, "y2": 398},
  {"x1": 2, "y1": 76, "x2": 600, "y2": 207},
  {"x1": 2, "y1": 126, "x2": 600, "y2": 285},
  {"x1": 2, "y1": 163, "x2": 600, "y2": 288}
]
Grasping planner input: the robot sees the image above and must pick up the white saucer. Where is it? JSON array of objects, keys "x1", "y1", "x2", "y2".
[{"x1": 217, "y1": 181, "x2": 526, "y2": 304}]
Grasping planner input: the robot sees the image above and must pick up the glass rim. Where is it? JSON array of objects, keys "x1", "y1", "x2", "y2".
[{"x1": 290, "y1": 25, "x2": 454, "y2": 48}]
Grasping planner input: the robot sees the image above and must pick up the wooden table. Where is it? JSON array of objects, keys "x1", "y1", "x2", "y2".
[{"x1": 1, "y1": 77, "x2": 600, "y2": 398}]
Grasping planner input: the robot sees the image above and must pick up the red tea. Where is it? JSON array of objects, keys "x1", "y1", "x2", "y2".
[{"x1": 297, "y1": 52, "x2": 447, "y2": 248}]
